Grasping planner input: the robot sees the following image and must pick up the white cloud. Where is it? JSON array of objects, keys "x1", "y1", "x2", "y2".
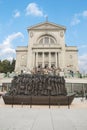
[
  {"x1": 0, "y1": 32, "x2": 24, "y2": 60},
  {"x1": 82, "y1": 10, "x2": 87, "y2": 17},
  {"x1": 78, "y1": 45, "x2": 87, "y2": 49},
  {"x1": 25, "y1": 3, "x2": 43, "y2": 16},
  {"x1": 78, "y1": 54, "x2": 87, "y2": 73},
  {"x1": 13, "y1": 10, "x2": 20, "y2": 18},
  {"x1": 6, "y1": 56, "x2": 14, "y2": 61},
  {"x1": 71, "y1": 10, "x2": 87, "y2": 26},
  {"x1": 71, "y1": 14, "x2": 80, "y2": 26},
  {"x1": 71, "y1": 15, "x2": 80, "y2": 26}
]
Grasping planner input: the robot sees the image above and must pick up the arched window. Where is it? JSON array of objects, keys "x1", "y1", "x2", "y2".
[{"x1": 39, "y1": 35, "x2": 56, "y2": 44}]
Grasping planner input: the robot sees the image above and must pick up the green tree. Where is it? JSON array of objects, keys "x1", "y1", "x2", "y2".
[
  {"x1": 0, "y1": 60, "x2": 3, "y2": 73},
  {"x1": 9, "y1": 59, "x2": 16, "y2": 72},
  {"x1": 0, "y1": 59, "x2": 16, "y2": 73},
  {"x1": 2, "y1": 60, "x2": 10, "y2": 73}
]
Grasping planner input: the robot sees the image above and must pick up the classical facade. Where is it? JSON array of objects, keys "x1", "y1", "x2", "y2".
[{"x1": 15, "y1": 21, "x2": 79, "y2": 73}]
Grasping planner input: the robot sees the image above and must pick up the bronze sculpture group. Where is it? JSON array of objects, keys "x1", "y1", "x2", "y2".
[
  {"x1": 3, "y1": 73, "x2": 75, "y2": 105},
  {"x1": 9, "y1": 74, "x2": 67, "y2": 96}
]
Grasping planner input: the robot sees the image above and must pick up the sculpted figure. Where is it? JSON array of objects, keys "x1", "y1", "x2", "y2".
[{"x1": 9, "y1": 73, "x2": 66, "y2": 96}]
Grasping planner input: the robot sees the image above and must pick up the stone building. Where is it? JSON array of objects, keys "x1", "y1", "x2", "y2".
[{"x1": 15, "y1": 21, "x2": 79, "y2": 73}]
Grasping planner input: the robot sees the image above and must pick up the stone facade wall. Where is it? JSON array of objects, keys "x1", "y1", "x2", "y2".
[{"x1": 15, "y1": 22, "x2": 78, "y2": 73}]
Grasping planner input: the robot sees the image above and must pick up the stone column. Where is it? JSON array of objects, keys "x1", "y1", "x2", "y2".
[
  {"x1": 49, "y1": 52, "x2": 51, "y2": 68},
  {"x1": 32, "y1": 52, "x2": 35, "y2": 68},
  {"x1": 42, "y1": 52, "x2": 44, "y2": 68},
  {"x1": 58, "y1": 52, "x2": 60, "y2": 68},
  {"x1": 36, "y1": 52, "x2": 38, "y2": 67},
  {"x1": 55, "y1": 52, "x2": 57, "y2": 68},
  {"x1": 57, "y1": 53, "x2": 58, "y2": 67}
]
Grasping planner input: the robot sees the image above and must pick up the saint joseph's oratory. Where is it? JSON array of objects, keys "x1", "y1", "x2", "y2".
[{"x1": 15, "y1": 21, "x2": 79, "y2": 75}]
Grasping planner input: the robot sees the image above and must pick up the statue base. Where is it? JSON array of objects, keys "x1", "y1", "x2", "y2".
[{"x1": 2, "y1": 93, "x2": 75, "y2": 105}]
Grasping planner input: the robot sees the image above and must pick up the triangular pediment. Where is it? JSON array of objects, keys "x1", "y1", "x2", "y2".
[{"x1": 27, "y1": 21, "x2": 66, "y2": 31}]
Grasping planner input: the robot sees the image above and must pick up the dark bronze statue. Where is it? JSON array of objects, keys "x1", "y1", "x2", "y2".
[
  {"x1": 2, "y1": 73, "x2": 75, "y2": 105},
  {"x1": 8, "y1": 74, "x2": 67, "y2": 96}
]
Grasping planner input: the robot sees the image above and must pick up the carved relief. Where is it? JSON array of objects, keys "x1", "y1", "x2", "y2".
[
  {"x1": 60, "y1": 31, "x2": 64, "y2": 37},
  {"x1": 30, "y1": 31, "x2": 33, "y2": 38}
]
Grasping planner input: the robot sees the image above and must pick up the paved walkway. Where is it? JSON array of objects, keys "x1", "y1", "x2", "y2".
[{"x1": 0, "y1": 97, "x2": 87, "y2": 130}]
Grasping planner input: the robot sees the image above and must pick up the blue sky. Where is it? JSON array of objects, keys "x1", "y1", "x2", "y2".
[{"x1": 0, "y1": 0, "x2": 87, "y2": 73}]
